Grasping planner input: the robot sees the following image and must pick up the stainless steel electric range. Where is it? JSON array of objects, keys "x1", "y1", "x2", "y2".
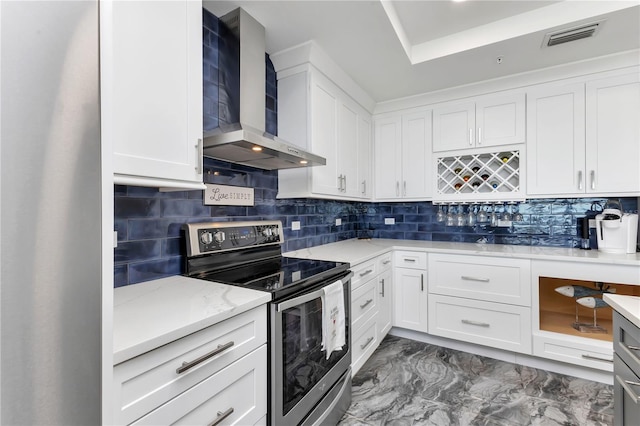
[{"x1": 183, "y1": 220, "x2": 353, "y2": 426}]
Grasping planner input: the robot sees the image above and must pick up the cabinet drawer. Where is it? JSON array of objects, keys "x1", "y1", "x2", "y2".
[
  {"x1": 132, "y1": 345, "x2": 267, "y2": 425},
  {"x1": 352, "y1": 318, "x2": 378, "y2": 376},
  {"x1": 428, "y1": 294, "x2": 531, "y2": 353},
  {"x1": 351, "y1": 259, "x2": 377, "y2": 291},
  {"x1": 352, "y1": 278, "x2": 378, "y2": 331},
  {"x1": 114, "y1": 306, "x2": 267, "y2": 425},
  {"x1": 614, "y1": 354, "x2": 640, "y2": 426},
  {"x1": 533, "y1": 333, "x2": 613, "y2": 371},
  {"x1": 428, "y1": 254, "x2": 530, "y2": 306},
  {"x1": 394, "y1": 251, "x2": 427, "y2": 270},
  {"x1": 377, "y1": 253, "x2": 392, "y2": 272},
  {"x1": 614, "y1": 311, "x2": 640, "y2": 375}
]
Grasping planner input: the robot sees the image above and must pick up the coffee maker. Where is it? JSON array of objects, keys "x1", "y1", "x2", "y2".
[{"x1": 595, "y1": 199, "x2": 638, "y2": 254}]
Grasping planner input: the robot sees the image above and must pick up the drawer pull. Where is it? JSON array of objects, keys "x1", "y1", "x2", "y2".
[
  {"x1": 461, "y1": 276, "x2": 490, "y2": 283},
  {"x1": 382, "y1": 260, "x2": 391, "y2": 265},
  {"x1": 616, "y1": 375, "x2": 640, "y2": 404},
  {"x1": 421, "y1": 274, "x2": 424, "y2": 292},
  {"x1": 581, "y1": 354, "x2": 613, "y2": 363},
  {"x1": 380, "y1": 278, "x2": 385, "y2": 297},
  {"x1": 360, "y1": 336, "x2": 374, "y2": 350},
  {"x1": 461, "y1": 319, "x2": 490, "y2": 328},
  {"x1": 403, "y1": 258, "x2": 416, "y2": 263},
  {"x1": 627, "y1": 345, "x2": 640, "y2": 351},
  {"x1": 176, "y1": 341, "x2": 235, "y2": 374},
  {"x1": 360, "y1": 299, "x2": 374, "y2": 309},
  {"x1": 209, "y1": 407, "x2": 235, "y2": 426},
  {"x1": 359, "y1": 269, "x2": 373, "y2": 277}
]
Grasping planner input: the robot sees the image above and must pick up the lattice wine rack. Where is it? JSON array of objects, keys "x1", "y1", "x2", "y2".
[{"x1": 435, "y1": 150, "x2": 524, "y2": 202}]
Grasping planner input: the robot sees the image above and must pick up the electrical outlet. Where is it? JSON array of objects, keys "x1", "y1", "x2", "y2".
[
  {"x1": 292, "y1": 221, "x2": 301, "y2": 231},
  {"x1": 335, "y1": 218, "x2": 342, "y2": 226},
  {"x1": 384, "y1": 218, "x2": 395, "y2": 225}
]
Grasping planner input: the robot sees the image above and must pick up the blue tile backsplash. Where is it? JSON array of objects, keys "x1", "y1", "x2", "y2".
[{"x1": 113, "y1": 9, "x2": 638, "y2": 287}]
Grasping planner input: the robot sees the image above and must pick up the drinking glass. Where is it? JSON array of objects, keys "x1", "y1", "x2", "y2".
[
  {"x1": 477, "y1": 205, "x2": 488, "y2": 223},
  {"x1": 490, "y1": 204, "x2": 499, "y2": 227},
  {"x1": 456, "y1": 204, "x2": 466, "y2": 227},
  {"x1": 467, "y1": 204, "x2": 477, "y2": 226},
  {"x1": 436, "y1": 204, "x2": 445, "y2": 223},
  {"x1": 513, "y1": 203, "x2": 524, "y2": 222},
  {"x1": 446, "y1": 204, "x2": 455, "y2": 227},
  {"x1": 502, "y1": 202, "x2": 512, "y2": 221}
]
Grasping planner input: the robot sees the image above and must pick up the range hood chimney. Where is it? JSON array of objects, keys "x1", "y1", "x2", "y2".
[{"x1": 203, "y1": 8, "x2": 326, "y2": 170}]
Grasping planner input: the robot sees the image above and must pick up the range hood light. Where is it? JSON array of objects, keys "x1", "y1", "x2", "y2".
[
  {"x1": 300, "y1": 160, "x2": 308, "y2": 165},
  {"x1": 252, "y1": 146, "x2": 263, "y2": 152}
]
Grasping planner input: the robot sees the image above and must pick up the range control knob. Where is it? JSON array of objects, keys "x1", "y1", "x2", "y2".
[
  {"x1": 200, "y1": 231, "x2": 213, "y2": 245},
  {"x1": 213, "y1": 231, "x2": 225, "y2": 243},
  {"x1": 263, "y1": 227, "x2": 273, "y2": 237}
]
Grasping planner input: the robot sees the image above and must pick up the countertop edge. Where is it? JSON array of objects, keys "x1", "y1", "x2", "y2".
[{"x1": 604, "y1": 294, "x2": 640, "y2": 329}]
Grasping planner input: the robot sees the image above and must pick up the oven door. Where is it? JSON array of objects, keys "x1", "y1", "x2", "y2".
[{"x1": 270, "y1": 273, "x2": 352, "y2": 426}]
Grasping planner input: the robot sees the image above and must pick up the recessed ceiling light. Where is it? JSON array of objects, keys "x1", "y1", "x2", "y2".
[
  {"x1": 252, "y1": 146, "x2": 263, "y2": 152},
  {"x1": 452, "y1": 0, "x2": 467, "y2": 3}
]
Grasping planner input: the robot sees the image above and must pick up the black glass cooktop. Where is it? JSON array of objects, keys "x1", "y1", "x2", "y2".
[{"x1": 195, "y1": 256, "x2": 349, "y2": 298}]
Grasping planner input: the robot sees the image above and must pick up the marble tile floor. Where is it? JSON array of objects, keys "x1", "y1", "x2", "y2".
[{"x1": 338, "y1": 335, "x2": 613, "y2": 426}]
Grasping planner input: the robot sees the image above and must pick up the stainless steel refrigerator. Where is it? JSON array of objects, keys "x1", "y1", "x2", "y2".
[{"x1": 1, "y1": 1, "x2": 103, "y2": 424}]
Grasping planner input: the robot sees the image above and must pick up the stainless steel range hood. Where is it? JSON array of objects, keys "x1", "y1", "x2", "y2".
[{"x1": 203, "y1": 8, "x2": 326, "y2": 170}]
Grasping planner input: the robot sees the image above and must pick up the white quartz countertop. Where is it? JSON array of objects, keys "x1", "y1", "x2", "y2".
[
  {"x1": 604, "y1": 294, "x2": 640, "y2": 329},
  {"x1": 113, "y1": 275, "x2": 271, "y2": 365},
  {"x1": 284, "y1": 238, "x2": 640, "y2": 268}
]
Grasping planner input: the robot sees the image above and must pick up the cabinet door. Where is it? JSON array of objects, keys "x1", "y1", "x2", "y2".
[
  {"x1": 374, "y1": 116, "x2": 402, "y2": 199},
  {"x1": 105, "y1": 0, "x2": 203, "y2": 187},
  {"x1": 432, "y1": 102, "x2": 475, "y2": 152},
  {"x1": 475, "y1": 92, "x2": 525, "y2": 148},
  {"x1": 357, "y1": 114, "x2": 372, "y2": 198},
  {"x1": 310, "y1": 80, "x2": 340, "y2": 196},
  {"x1": 378, "y1": 269, "x2": 393, "y2": 340},
  {"x1": 402, "y1": 110, "x2": 432, "y2": 198},
  {"x1": 393, "y1": 268, "x2": 428, "y2": 332},
  {"x1": 527, "y1": 83, "x2": 585, "y2": 195},
  {"x1": 586, "y1": 72, "x2": 640, "y2": 194},
  {"x1": 338, "y1": 101, "x2": 360, "y2": 196}
]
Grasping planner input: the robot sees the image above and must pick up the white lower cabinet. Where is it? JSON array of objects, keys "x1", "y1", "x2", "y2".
[
  {"x1": 351, "y1": 253, "x2": 393, "y2": 375},
  {"x1": 113, "y1": 306, "x2": 267, "y2": 425},
  {"x1": 131, "y1": 346, "x2": 267, "y2": 425},
  {"x1": 428, "y1": 295, "x2": 532, "y2": 354},
  {"x1": 393, "y1": 251, "x2": 428, "y2": 333},
  {"x1": 533, "y1": 332, "x2": 613, "y2": 372}
]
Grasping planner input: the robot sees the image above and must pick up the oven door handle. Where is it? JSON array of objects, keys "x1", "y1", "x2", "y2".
[{"x1": 276, "y1": 272, "x2": 353, "y2": 312}]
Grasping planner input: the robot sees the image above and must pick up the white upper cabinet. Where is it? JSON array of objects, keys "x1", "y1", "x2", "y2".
[
  {"x1": 102, "y1": 0, "x2": 205, "y2": 189},
  {"x1": 527, "y1": 69, "x2": 640, "y2": 197},
  {"x1": 433, "y1": 91, "x2": 525, "y2": 152},
  {"x1": 527, "y1": 82, "x2": 586, "y2": 195},
  {"x1": 277, "y1": 67, "x2": 372, "y2": 200},
  {"x1": 374, "y1": 109, "x2": 432, "y2": 200},
  {"x1": 585, "y1": 72, "x2": 640, "y2": 195}
]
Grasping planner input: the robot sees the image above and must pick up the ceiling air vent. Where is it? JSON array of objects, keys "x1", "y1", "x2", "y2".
[{"x1": 543, "y1": 21, "x2": 604, "y2": 47}]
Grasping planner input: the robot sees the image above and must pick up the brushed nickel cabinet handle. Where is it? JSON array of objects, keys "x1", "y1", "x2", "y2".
[
  {"x1": 578, "y1": 170, "x2": 583, "y2": 191},
  {"x1": 469, "y1": 128, "x2": 473, "y2": 146},
  {"x1": 615, "y1": 375, "x2": 640, "y2": 404},
  {"x1": 208, "y1": 407, "x2": 234, "y2": 426},
  {"x1": 343, "y1": 175, "x2": 347, "y2": 192},
  {"x1": 382, "y1": 260, "x2": 391, "y2": 265},
  {"x1": 176, "y1": 341, "x2": 234, "y2": 374},
  {"x1": 380, "y1": 278, "x2": 385, "y2": 297},
  {"x1": 195, "y1": 138, "x2": 203, "y2": 174},
  {"x1": 362, "y1": 180, "x2": 366, "y2": 194},
  {"x1": 403, "y1": 181, "x2": 407, "y2": 196},
  {"x1": 359, "y1": 269, "x2": 373, "y2": 277},
  {"x1": 360, "y1": 336, "x2": 374, "y2": 350},
  {"x1": 403, "y1": 258, "x2": 416, "y2": 263},
  {"x1": 581, "y1": 354, "x2": 613, "y2": 363},
  {"x1": 478, "y1": 127, "x2": 482, "y2": 145},
  {"x1": 461, "y1": 275, "x2": 490, "y2": 283},
  {"x1": 627, "y1": 345, "x2": 640, "y2": 351},
  {"x1": 396, "y1": 181, "x2": 399, "y2": 197},
  {"x1": 590, "y1": 170, "x2": 596, "y2": 190},
  {"x1": 421, "y1": 274, "x2": 424, "y2": 291},
  {"x1": 360, "y1": 299, "x2": 373, "y2": 309},
  {"x1": 461, "y1": 319, "x2": 490, "y2": 327}
]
